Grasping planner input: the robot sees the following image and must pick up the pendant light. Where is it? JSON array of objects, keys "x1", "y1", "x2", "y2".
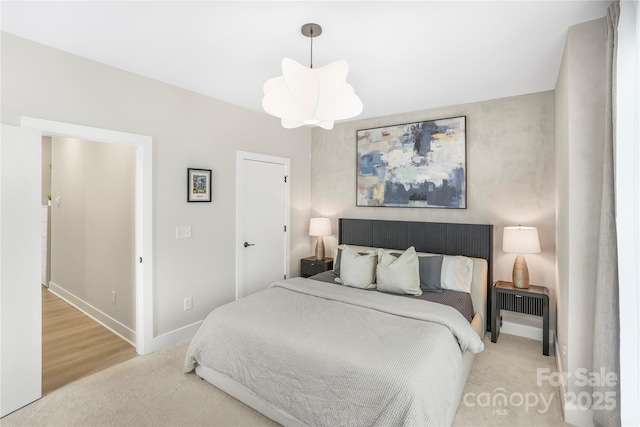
[{"x1": 262, "y1": 23, "x2": 363, "y2": 130}]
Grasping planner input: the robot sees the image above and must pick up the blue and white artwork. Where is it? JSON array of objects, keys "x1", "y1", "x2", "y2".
[
  {"x1": 187, "y1": 168, "x2": 212, "y2": 202},
  {"x1": 357, "y1": 116, "x2": 466, "y2": 208}
]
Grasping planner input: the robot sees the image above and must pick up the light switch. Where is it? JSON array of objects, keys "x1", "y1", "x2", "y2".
[{"x1": 176, "y1": 225, "x2": 192, "y2": 239}]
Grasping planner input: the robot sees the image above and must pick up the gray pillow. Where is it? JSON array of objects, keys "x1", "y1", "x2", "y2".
[
  {"x1": 419, "y1": 255, "x2": 444, "y2": 291},
  {"x1": 391, "y1": 252, "x2": 443, "y2": 291},
  {"x1": 334, "y1": 248, "x2": 345, "y2": 276}
]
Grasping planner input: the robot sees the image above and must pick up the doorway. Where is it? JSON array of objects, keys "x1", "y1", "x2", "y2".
[
  {"x1": 21, "y1": 117, "x2": 153, "y2": 354},
  {"x1": 235, "y1": 151, "x2": 290, "y2": 299},
  {"x1": 40, "y1": 135, "x2": 140, "y2": 393},
  {"x1": 45, "y1": 136, "x2": 136, "y2": 342}
]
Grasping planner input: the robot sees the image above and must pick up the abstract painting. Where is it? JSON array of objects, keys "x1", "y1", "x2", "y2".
[{"x1": 357, "y1": 116, "x2": 466, "y2": 208}]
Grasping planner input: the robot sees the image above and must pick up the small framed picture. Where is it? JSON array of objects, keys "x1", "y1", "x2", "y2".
[{"x1": 187, "y1": 168, "x2": 212, "y2": 202}]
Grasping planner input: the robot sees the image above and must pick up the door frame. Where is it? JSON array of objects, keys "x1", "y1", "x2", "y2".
[
  {"x1": 235, "y1": 151, "x2": 290, "y2": 300},
  {"x1": 21, "y1": 117, "x2": 153, "y2": 355}
]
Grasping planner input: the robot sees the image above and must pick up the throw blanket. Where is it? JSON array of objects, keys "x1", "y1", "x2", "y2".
[{"x1": 184, "y1": 278, "x2": 484, "y2": 426}]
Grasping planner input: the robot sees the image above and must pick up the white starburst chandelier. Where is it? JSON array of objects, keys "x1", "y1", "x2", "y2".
[{"x1": 262, "y1": 23, "x2": 363, "y2": 130}]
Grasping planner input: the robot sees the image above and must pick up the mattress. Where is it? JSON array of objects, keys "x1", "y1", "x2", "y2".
[{"x1": 185, "y1": 277, "x2": 484, "y2": 426}]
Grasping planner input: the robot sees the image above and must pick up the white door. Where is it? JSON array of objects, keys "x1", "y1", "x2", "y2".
[
  {"x1": 0, "y1": 125, "x2": 42, "y2": 416},
  {"x1": 236, "y1": 152, "x2": 289, "y2": 299}
]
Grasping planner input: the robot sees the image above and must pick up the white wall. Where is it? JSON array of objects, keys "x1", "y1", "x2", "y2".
[
  {"x1": 616, "y1": 1, "x2": 640, "y2": 425},
  {"x1": 0, "y1": 125, "x2": 42, "y2": 416},
  {"x1": 0, "y1": 32, "x2": 312, "y2": 338},
  {"x1": 310, "y1": 91, "x2": 557, "y2": 334},
  {"x1": 50, "y1": 137, "x2": 136, "y2": 332},
  {"x1": 555, "y1": 17, "x2": 606, "y2": 426},
  {"x1": 41, "y1": 136, "x2": 51, "y2": 205}
]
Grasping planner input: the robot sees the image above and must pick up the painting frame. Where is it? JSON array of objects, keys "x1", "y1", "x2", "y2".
[
  {"x1": 187, "y1": 168, "x2": 212, "y2": 202},
  {"x1": 356, "y1": 116, "x2": 467, "y2": 209}
]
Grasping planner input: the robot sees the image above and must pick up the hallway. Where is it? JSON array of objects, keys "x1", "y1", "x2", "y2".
[{"x1": 42, "y1": 287, "x2": 137, "y2": 395}]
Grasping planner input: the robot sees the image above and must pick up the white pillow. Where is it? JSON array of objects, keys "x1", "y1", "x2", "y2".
[
  {"x1": 376, "y1": 246, "x2": 422, "y2": 296},
  {"x1": 336, "y1": 246, "x2": 377, "y2": 289},
  {"x1": 333, "y1": 244, "x2": 378, "y2": 275},
  {"x1": 441, "y1": 255, "x2": 473, "y2": 292}
]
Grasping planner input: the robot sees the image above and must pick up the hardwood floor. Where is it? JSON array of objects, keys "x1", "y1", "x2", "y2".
[{"x1": 42, "y1": 286, "x2": 137, "y2": 395}]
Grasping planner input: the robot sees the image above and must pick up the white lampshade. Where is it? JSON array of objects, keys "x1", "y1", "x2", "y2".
[
  {"x1": 262, "y1": 58, "x2": 363, "y2": 130},
  {"x1": 503, "y1": 226, "x2": 541, "y2": 254},
  {"x1": 309, "y1": 217, "x2": 331, "y2": 237}
]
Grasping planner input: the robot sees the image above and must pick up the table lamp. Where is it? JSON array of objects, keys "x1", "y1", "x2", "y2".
[
  {"x1": 309, "y1": 217, "x2": 331, "y2": 261},
  {"x1": 503, "y1": 225, "x2": 541, "y2": 289}
]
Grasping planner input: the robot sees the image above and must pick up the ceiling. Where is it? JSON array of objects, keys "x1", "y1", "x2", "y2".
[{"x1": 1, "y1": 1, "x2": 610, "y2": 122}]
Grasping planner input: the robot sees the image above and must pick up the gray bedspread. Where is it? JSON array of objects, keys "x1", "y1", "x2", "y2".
[{"x1": 184, "y1": 277, "x2": 484, "y2": 426}]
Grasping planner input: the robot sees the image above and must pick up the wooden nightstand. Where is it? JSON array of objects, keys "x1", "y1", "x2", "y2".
[
  {"x1": 491, "y1": 281, "x2": 550, "y2": 356},
  {"x1": 301, "y1": 257, "x2": 334, "y2": 278}
]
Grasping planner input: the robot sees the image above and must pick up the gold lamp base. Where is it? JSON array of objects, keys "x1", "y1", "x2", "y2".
[
  {"x1": 512, "y1": 254, "x2": 530, "y2": 289},
  {"x1": 315, "y1": 236, "x2": 325, "y2": 261}
]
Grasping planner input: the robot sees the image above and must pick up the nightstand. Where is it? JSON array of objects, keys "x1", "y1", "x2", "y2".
[
  {"x1": 301, "y1": 257, "x2": 334, "y2": 278},
  {"x1": 491, "y1": 281, "x2": 550, "y2": 356}
]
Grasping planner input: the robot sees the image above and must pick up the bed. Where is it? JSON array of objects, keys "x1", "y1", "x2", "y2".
[{"x1": 184, "y1": 219, "x2": 493, "y2": 426}]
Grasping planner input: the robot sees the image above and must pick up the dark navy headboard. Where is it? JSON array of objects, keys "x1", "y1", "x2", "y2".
[{"x1": 338, "y1": 218, "x2": 493, "y2": 331}]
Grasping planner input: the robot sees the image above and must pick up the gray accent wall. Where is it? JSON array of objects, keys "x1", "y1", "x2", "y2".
[
  {"x1": 555, "y1": 17, "x2": 606, "y2": 426},
  {"x1": 310, "y1": 92, "x2": 557, "y2": 317},
  {"x1": 1, "y1": 32, "x2": 312, "y2": 337}
]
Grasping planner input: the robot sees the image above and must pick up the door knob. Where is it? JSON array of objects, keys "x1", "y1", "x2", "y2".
[{"x1": 243, "y1": 242, "x2": 255, "y2": 248}]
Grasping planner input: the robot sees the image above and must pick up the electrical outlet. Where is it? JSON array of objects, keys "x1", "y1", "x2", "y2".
[
  {"x1": 184, "y1": 297, "x2": 193, "y2": 311},
  {"x1": 111, "y1": 291, "x2": 116, "y2": 304},
  {"x1": 563, "y1": 344, "x2": 567, "y2": 358}
]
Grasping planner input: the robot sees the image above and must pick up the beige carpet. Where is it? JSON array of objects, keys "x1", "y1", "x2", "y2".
[
  {"x1": 1, "y1": 334, "x2": 569, "y2": 427},
  {"x1": 454, "y1": 334, "x2": 569, "y2": 426}
]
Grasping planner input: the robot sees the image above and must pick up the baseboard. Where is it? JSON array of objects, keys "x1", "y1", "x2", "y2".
[
  {"x1": 501, "y1": 320, "x2": 556, "y2": 354},
  {"x1": 501, "y1": 320, "x2": 543, "y2": 341},
  {"x1": 555, "y1": 336, "x2": 567, "y2": 417},
  {"x1": 554, "y1": 337, "x2": 594, "y2": 426},
  {"x1": 145, "y1": 320, "x2": 203, "y2": 354},
  {"x1": 48, "y1": 282, "x2": 135, "y2": 345}
]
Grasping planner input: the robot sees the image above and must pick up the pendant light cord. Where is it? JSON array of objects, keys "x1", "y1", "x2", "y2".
[{"x1": 309, "y1": 27, "x2": 314, "y2": 69}]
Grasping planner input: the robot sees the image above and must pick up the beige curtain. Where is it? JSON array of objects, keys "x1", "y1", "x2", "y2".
[{"x1": 593, "y1": 2, "x2": 620, "y2": 427}]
